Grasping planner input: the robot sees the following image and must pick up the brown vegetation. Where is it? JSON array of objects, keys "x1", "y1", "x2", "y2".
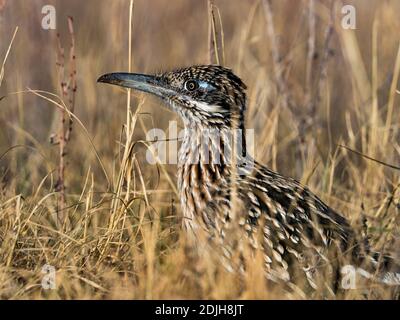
[{"x1": 0, "y1": 0, "x2": 399, "y2": 299}]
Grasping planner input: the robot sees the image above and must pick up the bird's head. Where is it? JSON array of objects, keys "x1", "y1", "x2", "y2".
[{"x1": 98, "y1": 65, "x2": 247, "y2": 129}]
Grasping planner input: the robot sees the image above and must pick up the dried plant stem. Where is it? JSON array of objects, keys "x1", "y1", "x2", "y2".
[
  {"x1": 383, "y1": 42, "x2": 400, "y2": 145},
  {"x1": 315, "y1": 0, "x2": 335, "y2": 109},
  {"x1": 305, "y1": 0, "x2": 315, "y2": 109},
  {"x1": 0, "y1": 27, "x2": 18, "y2": 88},
  {"x1": 207, "y1": 0, "x2": 225, "y2": 65},
  {"x1": 262, "y1": 0, "x2": 290, "y2": 110},
  {"x1": 101, "y1": 0, "x2": 136, "y2": 260},
  {"x1": 55, "y1": 17, "x2": 77, "y2": 228}
]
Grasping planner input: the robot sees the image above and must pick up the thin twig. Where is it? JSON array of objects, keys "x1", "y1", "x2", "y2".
[
  {"x1": 54, "y1": 18, "x2": 77, "y2": 228},
  {"x1": 0, "y1": 27, "x2": 18, "y2": 88},
  {"x1": 207, "y1": 0, "x2": 224, "y2": 65},
  {"x1": 338, "y1": 144, "x2": 400, "y2": 171}
]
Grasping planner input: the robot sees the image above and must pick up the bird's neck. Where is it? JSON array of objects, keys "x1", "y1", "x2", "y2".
[
  {"x1": 177, "y1": 124, "x2": 228, "y2": 236},
  {"x1": 178, "y1": 123, "x2": 246, "y2": 173},
  {"x1": 177, "y1": 122, "x2": 252, "y2": 235}
]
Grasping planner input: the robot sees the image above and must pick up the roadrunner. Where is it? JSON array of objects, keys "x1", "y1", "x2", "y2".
[{"x1": 98, "y1": 65, "x2": 399, "y2": 292}]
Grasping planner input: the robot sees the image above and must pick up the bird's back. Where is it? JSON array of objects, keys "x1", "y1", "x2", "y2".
[{"x1": 178, "y1": 156, "x2": 365, "y2": 291}]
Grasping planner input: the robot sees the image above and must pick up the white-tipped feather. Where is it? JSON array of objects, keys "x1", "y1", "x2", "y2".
[{"x1": 193, "y1": 101, "x2": 226, "y2": 113}]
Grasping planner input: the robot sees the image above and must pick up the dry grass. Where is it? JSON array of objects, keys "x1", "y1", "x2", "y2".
[{"x1": 0, "y1": 0, "x2": 399, "y2": 299}]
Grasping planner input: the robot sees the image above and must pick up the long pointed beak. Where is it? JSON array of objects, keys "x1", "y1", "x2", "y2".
[{"x1": 97, "y1": 72, "x2": 174, "y2": 98}]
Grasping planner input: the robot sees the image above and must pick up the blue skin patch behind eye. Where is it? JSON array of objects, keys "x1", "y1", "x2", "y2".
[{"x1": 198, "y1": 81, "x2": 215, "y2": 91}]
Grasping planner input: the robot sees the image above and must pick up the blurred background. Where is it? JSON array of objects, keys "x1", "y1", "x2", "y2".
[{"x1": 0, "y1": 0, "x2": 399, "y2": 299}]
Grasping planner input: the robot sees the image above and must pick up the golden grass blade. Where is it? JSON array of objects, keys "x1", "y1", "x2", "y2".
[{"x1": 0, "y1": 26, "x2": 18, "y2": 88}]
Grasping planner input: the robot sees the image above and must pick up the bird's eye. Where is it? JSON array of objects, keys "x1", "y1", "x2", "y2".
[{"x1": 184, "y1": 80, "x2": 199, "y2": 91}]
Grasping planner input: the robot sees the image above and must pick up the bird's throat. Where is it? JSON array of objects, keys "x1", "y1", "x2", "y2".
[{"x1": 177, "y1": 124, "x2": 253, "y2": 236}]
